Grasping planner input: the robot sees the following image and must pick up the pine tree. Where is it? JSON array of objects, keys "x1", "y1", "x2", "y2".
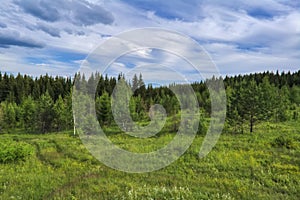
[
  {"x1": 239, "y1": 79, "x2": 260, "y2": 133},
  {"x1": 129, "y1": 96, "x2": 138, "y2": 121},
  {"x1": 64, "y1": 92, "x2": 74, "y2": 130},
  {"x1": 132, "y1": 74, "x2": 139, "y2": 93},
  {"x1": 73, "y1": 93, "x2": 100, "y2": 136},
  {"x1": 96, "y1": 92, "x2": 112, "y2": 126},
  {"x1": 137, "y1": 73, "x2": 146, "y2": 98},
  {"x1": 37, "y1": 92, "x2": 54, "y2": 133},
  {"x1": 1, "y1": 101, "x2": 17, "y2": 132},
  {"x1": 290, "y1": 85, "x2": 300, "y2": 105},
  {"x1": 15, "y1": 73, "x2": 25, "y2": 104},
  {"x1": 111, "y1": 78, "x2": 132, "y2": 130},
  {"x1": 259, "y1": 77, "x2": 276, "y2": 120},
  {"x1": 275, "y1": 85, "x2": 290, "y2": 121},
  {"x1": 21, "y1": 96, "x2": 37, "y2": 132},
  {"x1": 226, "y1": 86, "x2": 243, "y2": 133},
  {"x1": 53, "y1": 95, "x2": 68, "y2": 131},
  {"x1": 0, "y1": 105, "x2": 3, "y2": 132}
]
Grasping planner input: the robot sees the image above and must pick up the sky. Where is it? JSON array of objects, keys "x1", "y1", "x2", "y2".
[{"x1": 0, "y1": 0, "x2": 299, "y2": 81}]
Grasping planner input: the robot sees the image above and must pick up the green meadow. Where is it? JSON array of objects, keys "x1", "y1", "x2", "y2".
[{"x1": 0, "y1": 121, "x2": 299, "y2": 200}]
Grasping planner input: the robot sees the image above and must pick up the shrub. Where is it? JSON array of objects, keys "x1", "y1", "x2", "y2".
[
  {"x1": 271, "y1": 136, "x2": 295, "y2": 149},
  {"x1": 0, "y1": 139, "x2": 34, "y2": 163}
]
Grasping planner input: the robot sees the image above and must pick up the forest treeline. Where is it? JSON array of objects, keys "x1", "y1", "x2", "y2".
[{"x1": 0, "y1": 70, "x2": 299, "y2": 134}]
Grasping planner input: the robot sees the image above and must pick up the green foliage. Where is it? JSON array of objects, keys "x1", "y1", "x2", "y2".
[
  {"x1": 271, "y1": 135, "x2": 295, "y2": 149},
  {"x1": 0, "y1": 101, "x2": 17, "y2": 131},
  {"x1": 274, "y1": 85, "x2": 290, "y2": 121},
  {"x1": 53, "y1": 95, "x2": 70, "y2": 131},
  {"x1": 290, "y1": 85, "x2": 300, "y2": 105},
  {"x1": 240, "y1": 79, "x2": 261, "y2": 132},
  {"x1": 259, "y1": 77, "x2": 277, "y2": 120},
  {"x1": 0, "y1": 121, "x2": 299, "y2": 199},
  {"x1": 225, "y1": 75, "x2": 299, "y2": 133},
  {"x1": 73, "y1": 92, "x2": 102, "y2": 136},
  {"x1": 0, "y1": 70, "x2": 300, "y2": 135},
  {"x1": 21, "y1": 96, "x2": 37, "y2": 132},
  {"x1": 96, "y1": 91, "x2": 112, "y2": 126},
  {"x1": 37, "y1": 92, "x2": 55, "y2": 133},
  {"x1": 0, "y1": 139, "x2": 34, "y2": 163}
]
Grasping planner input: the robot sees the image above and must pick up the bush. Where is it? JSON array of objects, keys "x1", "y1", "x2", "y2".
[
  {"x1": 271, "y1": 136, "x2": 295, "y2": 149},
  {"x1": 0, "y1": 139, "x2": 34, "y2": 163}
]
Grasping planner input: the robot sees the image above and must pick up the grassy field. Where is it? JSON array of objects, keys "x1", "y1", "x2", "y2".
[{"x1": 0, "y1": 121, "x2": 299, "y2": 199}]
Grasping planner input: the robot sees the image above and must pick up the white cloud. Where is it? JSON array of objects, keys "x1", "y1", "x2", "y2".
[{"x1": 0, "y1": 0, "x2": 299, "y2": 78}]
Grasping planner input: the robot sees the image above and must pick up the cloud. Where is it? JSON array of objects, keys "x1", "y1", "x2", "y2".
[
  {"x1": 69, "y1": 0, "x2": 114, "y2": 26},
  {"x1": 123, "y1": 0, "x2": 202, "y2": 21},
  {"x1": 0, "y1": 47, "x2": 81, "y2": 77},
  {"x1": 0, "y1": 0, "x2": 299, "y2": 78},
  {"x1": 64, "y1": 28, "x2": 86, "y2": 36},
  {"x1": 0, "y1": 30, "x2": 45, "y2": 48},
  {"x1": 14, "y1": 0, "x2": 60, "y2": 22},
  {"x1": 36, "y1": 23, "x2": 61, "y2": 38},
  {"x1": 203, "y1": 41, "x2": 300, "y2": 75},
  {"x1": 14, "y1": 0, "x2": 114, "y2": 26},
  {"x1": 127, "y1": 1, "x2": 300, "y2": 75},
  {"x1": 122, "y1": 0, "x2": 291, "y2": 22},
  {"x1": 82, "y1": 29, "x2": 219, "y2": 83},
  {"x1": 0, "y1": 22, "x2": 7, "y2": 28}
]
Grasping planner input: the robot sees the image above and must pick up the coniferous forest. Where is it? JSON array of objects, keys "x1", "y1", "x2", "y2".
[{"x1": 0, "y1": 70, "x2": 299, "y2": 134}]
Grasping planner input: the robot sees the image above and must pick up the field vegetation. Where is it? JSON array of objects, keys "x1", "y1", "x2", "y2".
[{"x1": 0, "y1": 70, "x2": 299, "y2": 199}]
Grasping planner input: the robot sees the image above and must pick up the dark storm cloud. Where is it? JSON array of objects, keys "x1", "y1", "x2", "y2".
[
  {"x1": 14, "y1": 0, "x2": 114, "y2": 26},
  {"x1": 0, "y1": 31, "x2": 45, "y2": 48}
]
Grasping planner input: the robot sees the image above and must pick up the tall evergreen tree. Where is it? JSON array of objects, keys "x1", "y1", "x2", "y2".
[
  {"x1": 259, "y1": 77, "x2": 276, "y2": 120},
  {"x1": 21, "y1": 96, "x2": 37, "y2": 132},
  {"x1": 53, "y1": 95, "x2": 68, "y2": 131},
  {"x1": 239, "y1": 79, "x2": 260, "y2": 133},
  {"x1": 1, "y1": 101, "x2": 17, "y2": 131},
  {"x1": 96, "y1": 92, "x2": 112, "y2": 126},
  {"x1": 132, "y1": 74, "x2": 139, "y2": 93},
  {"x1": 37, "y1": 92, "x2": 54, "y2": 133}
]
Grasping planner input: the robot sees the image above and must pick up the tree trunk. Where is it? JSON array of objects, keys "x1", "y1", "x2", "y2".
[{"x1": 250, "y1": 115, "x2": 253, "y2": 133}]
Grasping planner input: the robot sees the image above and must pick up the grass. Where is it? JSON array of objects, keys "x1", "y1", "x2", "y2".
[{"x1": 0, "y1": 121, "x2": 299, "y2": 199}]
